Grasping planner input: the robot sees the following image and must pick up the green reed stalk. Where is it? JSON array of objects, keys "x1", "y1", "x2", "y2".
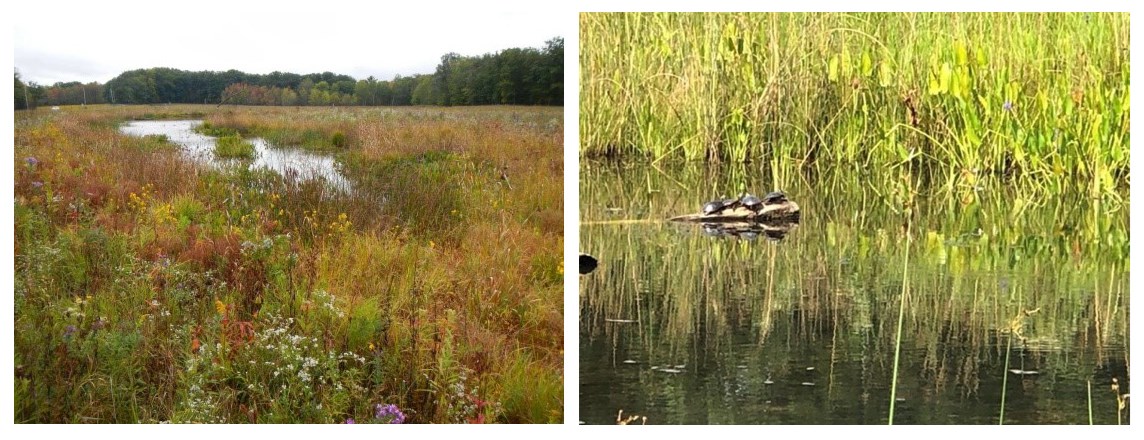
[
  {"x1": 887, "y1": 221, "x2": 910, "y2": 425},
  {"x1": 1087, "y1": 380, "x2": 1093, "y2": 424},
  {"x1": 999, "y1": 332, "x2": 1012, "y2": 424}
]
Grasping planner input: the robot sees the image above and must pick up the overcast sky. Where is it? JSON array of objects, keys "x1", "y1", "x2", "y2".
[{"x1": 13, "y1": 0, "x2": 567, "y2": 85}]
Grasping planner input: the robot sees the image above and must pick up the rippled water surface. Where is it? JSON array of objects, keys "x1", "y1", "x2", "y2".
[{"x1": 579, "y1": 162, "x2": 1129, "y2": 425}]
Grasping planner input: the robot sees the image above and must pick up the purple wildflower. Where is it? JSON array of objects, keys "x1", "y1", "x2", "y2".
[
  {"x1": 64, "y1": 325, "x2": 77, "y2": 338},
  {"x1": 344, "y1": 418, "x2": 355, "y2": 424},
  {"x1": 32, "y1": 181, "x2": 43, "y2": 189},
  {"x1": 25, "y1": 157, "x2": 38, "y2": 167},
  {"x1": 1002, "y1": 101, "x2": 1013, "y2": 112},
  {"x1": 374, "y1": 403, "x2": 406, "y2": 424}
]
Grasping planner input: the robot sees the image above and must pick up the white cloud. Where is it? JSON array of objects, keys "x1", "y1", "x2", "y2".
[{"x1": 14, "y1": 0, "x2": 566, "y2": 85}]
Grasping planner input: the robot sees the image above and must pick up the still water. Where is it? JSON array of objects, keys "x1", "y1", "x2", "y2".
[
  {"x1": 120, "y1": 120, "x2": 351, "y2": 191},
  {"x1": 579, "y1": 162, "x2": 1129, "y2": 425}
]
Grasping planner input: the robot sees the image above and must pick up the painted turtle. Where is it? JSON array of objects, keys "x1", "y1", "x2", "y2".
[
  {"x1": 702, "y1": 200, "x2": 726, "y2": 215},
  {"x1": 740, "y1": 193, "x2": 763, "y2": 212},
  {"x1": 703, "y1": 196, "x2": 740, "y2": 215},
  {"x1": 762, "y1": 191, "x2": 788, "y2": 205}
]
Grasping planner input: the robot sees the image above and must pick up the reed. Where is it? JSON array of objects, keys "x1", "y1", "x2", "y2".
[{"x1": 580, "y1": 13, "x2": 1129, "y2": 199}]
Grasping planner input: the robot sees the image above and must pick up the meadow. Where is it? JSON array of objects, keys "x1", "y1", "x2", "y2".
[
  {"x1": 580, "y1": 12, "x2": 1129, "y2": 199},
  {"x1": 14, "y1": 104, "x2": 563, "y2": 423}
]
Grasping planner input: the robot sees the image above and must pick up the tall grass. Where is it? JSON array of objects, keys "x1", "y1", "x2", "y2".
[
  {"x1": 14, "y1": 104, "x2": 563, "y2": 423},
  {"x1": 580, "y1": 13, "x2": 1129, "y2": 198}
]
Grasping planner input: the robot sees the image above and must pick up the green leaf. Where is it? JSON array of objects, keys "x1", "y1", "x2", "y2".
[
  {"x1": 828, "y1": 55, "x2": 840, "y2": 82},
  {"x1": 939, "y1": 62, "x2": 952, "y2": 95},
  {"x1": 955, "y1": 41, "x2": 969, "y2": 66}
]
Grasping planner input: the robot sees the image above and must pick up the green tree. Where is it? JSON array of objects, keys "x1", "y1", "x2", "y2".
[
  {"x1": 297, "y1": 78, "x2": 314, "y2": 105},
  {"x1": 15, "y1": 71, "x2": 29, "y2": 110}
]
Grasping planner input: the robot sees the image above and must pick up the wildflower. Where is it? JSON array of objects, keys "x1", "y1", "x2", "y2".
[
  {"x1": 64, "y1": 325, "x2": 77, "y2": 338},
  {"x1": 345, "y1": 418, "x2": 355, "y2": 424},
  {"x1": 31, "y1": 181, "x2": 43, "y2": 189},
  {"x1": 25, "y1": 157, "x2": 38, "y2": 167},
  {"x1": 1002, "y1": 101, "x2": 1013, "y2": 112},
  {"x1": 375, "y1": 403, "x2": 406, "y2": 424}
]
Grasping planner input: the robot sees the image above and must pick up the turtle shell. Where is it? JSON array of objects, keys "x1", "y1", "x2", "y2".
[
  {"x1": 702, "y1": 200, "x2": 725, "y2": 215},
  {"x1": 740, "y1": 193, "x2": 763, "y2": 210},
  {"x1": 762, "y1": 191, "x2": 787, "y2": 204}
]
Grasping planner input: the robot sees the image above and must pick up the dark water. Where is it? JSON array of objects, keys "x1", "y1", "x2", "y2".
[
  {"x1": 120, "y1": 120, "x2": 351, "y2": 191},
  {"x1": 579, "y1": 162, "x2": 1129, "y2": 425}
]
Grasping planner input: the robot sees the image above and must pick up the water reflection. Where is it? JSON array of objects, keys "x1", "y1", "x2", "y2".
[
  {"x1": 579, "y1": 161, "x2": 1129, "y2": 425},
  {"x1": 120, "y1": 120, "x2": 351, "y2": 191}
]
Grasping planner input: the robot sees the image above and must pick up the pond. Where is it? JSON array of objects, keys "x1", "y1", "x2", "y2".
[
  {"x1": 579, "y1": 161, "x2": 1129, "y2": 425},
  {"x1": 120, "y1": 120, "x2": 351, "y2": 191}
]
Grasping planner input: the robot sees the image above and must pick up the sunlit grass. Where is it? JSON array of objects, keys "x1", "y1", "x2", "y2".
[
  {"x1": 14, "y1": 103, "x2": 563, "y2": 423},
  {"x1": 580, "y1": 12, "x2": 1129, "y2": 200}
]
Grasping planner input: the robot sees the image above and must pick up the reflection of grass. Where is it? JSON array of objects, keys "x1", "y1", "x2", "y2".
[
  {"x1": 579, "y1": 162, "x2": 1129, "y2": 424},
  {"x1": 14, "y1": 104, "x2": 562, "y2": 423},
  {"x1": 580, "y1": 13, "x2": 1129, "y2": 199}
]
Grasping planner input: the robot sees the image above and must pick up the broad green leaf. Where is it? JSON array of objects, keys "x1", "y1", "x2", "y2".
[
  {"x1": 955, "y1": 41, "x2": 969, "y2": 66},
  {"x1": 939, "y1": 62, "x2": 952, "y2": 94}
]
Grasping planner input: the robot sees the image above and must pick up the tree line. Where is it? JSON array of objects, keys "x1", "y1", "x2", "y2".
[{"x1": 15, "y1": 37, "x2": 562, "y2": 109}]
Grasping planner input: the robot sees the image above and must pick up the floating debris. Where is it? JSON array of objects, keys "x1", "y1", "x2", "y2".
[
  {"x1": 763, "y1": 379, "x2": 774, "y2": 385},
  {"x1": 801, "y1": 382, "x2": 815, "y2": 386},
  {"x1": 806, "y1": 367, "x2": 816, "y2": 371},
  {"x1": 605, "y1": 318, "x2": 637, "y2": 323},
  {"x1": 657, "y1": 368, "x2": 684, "y2": 374},
  {"x1": 616, "y1": 409, "x2": 647, "y2": 425},
  {"x1": 622, "y1": 359, "x2": 639, "y2": 364}
]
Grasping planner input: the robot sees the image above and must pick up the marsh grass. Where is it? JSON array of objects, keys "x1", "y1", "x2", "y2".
[
  {"x1": 214, "y1": 134, "x2": 256, "y2": 159},
  {"x1": 14, "y1": 103, "x2": 562, "y2": 423},
  {"x1": 580, "y1": 13, "x2": 1129, "y2": 199}
]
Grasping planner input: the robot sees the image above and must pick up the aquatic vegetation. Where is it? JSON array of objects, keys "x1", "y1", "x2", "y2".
[
  {"x1": 580, "y1": 12, "x2": 1129, "y2": 200},
  {"x1": 578, "y1": 162, "x2": 1128, "y2": 424},
  {"x1": 14, "y1": 103, "x2": 562, "y2": 423},
  {"x1": 214, "y1": 134, "x2": 256, "y2": 159}
]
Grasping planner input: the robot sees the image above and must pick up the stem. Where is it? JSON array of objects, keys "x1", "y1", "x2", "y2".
[
  {"x1": 887, "y1": 221, "x2": 911, "y2": 425},
  {"x1": 1086, "y1": 380, "x2": 1093, "y2": 425},
  {"x1": 999, "y1": 326, "x2": 1011, "y2": 424}
]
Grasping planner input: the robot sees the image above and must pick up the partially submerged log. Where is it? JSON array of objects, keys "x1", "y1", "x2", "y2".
[{"x1": 669, "y1": 200, "x2": 801, "y2": 223}]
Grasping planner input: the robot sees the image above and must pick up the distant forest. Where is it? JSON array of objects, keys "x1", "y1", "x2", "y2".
[{"x1": 15, "y1": 37, "x2": 562, "y2": 109}]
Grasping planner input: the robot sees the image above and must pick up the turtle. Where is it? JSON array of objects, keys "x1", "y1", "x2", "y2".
[
  {"x1": 702, "y1": 200, "x2": 726, "y2": 215},
  {"x1": 740, "y1": 193, "x2": 764, "y2": 212},
  {"x1": 762, "y1": 191, "x2": 788, "y2": 205},
  {"x1": 702, "y1": 196, "x2": 740, "y2": 215}
]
